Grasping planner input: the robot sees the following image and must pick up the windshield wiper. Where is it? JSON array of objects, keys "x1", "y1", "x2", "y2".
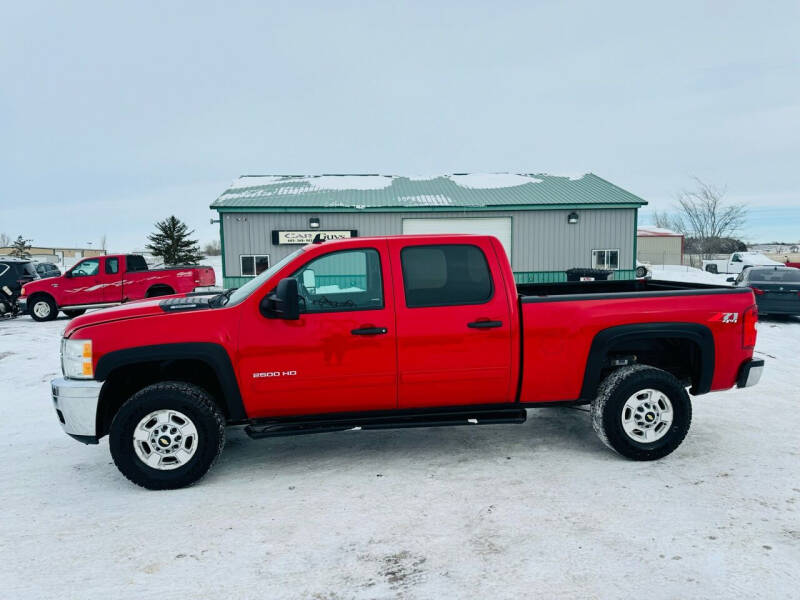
[{"x1": 211, "y1": 287, "x2": 238, "y2": 308}]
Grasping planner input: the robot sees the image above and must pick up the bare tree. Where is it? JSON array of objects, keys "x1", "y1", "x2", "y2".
[
  {"x1": 671, "y1": 178, "x2": 747, "y2": 257},
  {"x1": 651, "y1": 210, "x2": 678, "y2": 231},
  {"x1": 202, "y1": 240, "x2": 221, "y2": 256},
  {"x1": 0, "y1": 233, "x2": 10, "y2": 247}
]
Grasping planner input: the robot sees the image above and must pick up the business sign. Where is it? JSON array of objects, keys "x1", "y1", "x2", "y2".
[{"x1": 272, "y1": 230, "x2": 357, "y2": 245}]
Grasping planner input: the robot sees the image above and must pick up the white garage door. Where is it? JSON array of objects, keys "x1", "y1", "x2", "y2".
[{"x1": 401, "y1": 217, "x2": 512, "y2": 260}]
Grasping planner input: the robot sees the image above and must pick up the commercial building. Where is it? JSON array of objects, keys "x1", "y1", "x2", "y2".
[{"x1": 210, "y1": 173, "x2": 648, "y2": 289}]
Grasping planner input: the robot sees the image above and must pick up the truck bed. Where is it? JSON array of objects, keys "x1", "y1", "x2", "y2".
[{"x1": 517, "y1": 278, "x2": 741, "y2": 301}]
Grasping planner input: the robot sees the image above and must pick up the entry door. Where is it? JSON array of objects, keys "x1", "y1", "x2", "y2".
[
  {"x1": 237, "y1": 243, "x2": 398, "y2": 419},
  {"x1": 389, "y1": 238, "x2": 513, "y2": 409},
  {"x1": 63, "y1": 258, "x2": 101, "y2": 305}
]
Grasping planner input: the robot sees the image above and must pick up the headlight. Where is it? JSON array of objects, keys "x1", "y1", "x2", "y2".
[{"x1": 61, "y1": 338, "x2": 94, "y2": 379}]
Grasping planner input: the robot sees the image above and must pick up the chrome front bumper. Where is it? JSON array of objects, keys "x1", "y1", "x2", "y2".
[
  {"x1": 737, "y1": 359, "x2": 765, "y2": 389},
  {"x1": 17, "y1": 297, "x2": 27, "y2": 314},
  {"x1": 51, "y1": 377, "x2": 103, "y2": 444}
]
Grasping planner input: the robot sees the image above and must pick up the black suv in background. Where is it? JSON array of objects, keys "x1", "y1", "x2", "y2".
[
  {"x1": 35, "y1": 262, "x2": 61, "y2": 278},
  {"x1": 0, "y1": 258, "x2": 39, "y2": 296}
]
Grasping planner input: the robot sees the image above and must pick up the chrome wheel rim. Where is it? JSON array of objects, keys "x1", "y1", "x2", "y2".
[
  {"x1": 133, "y1": 410, "x2": 199, "y2": 470},
  {"x1": 621, "y1": 388, "x2": 673, "y2": 443},
  {"x1": 33, "y1": 301, "x2": 51, "y2": 318}
]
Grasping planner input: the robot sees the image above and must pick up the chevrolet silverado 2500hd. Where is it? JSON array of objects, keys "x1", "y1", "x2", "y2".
[
  {"x1": 20, "y1": 254, "x2": 215, "y2": 321},
  {"x1": 51, "y1": 235, "x2": 763, "y2": 489}
]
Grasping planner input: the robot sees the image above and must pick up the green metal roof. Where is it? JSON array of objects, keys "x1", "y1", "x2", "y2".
[{"x1": 210, "y1": 173, "x2": 647, "y2": 212}]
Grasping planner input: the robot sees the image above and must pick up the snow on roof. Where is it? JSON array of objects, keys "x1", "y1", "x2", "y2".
[
  {"x1": 446, "y1": 174, "x2": 543, "y2": 189},
  {"x1": 212, "y1": 172, "x2": 648, "y2": 210},
  {"x1": 637, "y1": 226, "x2": 683, "y2": 237}
]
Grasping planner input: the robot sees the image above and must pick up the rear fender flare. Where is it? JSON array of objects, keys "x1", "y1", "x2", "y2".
[{"x1": 580, "y1": 322, "x2": 715, "y2": 399}]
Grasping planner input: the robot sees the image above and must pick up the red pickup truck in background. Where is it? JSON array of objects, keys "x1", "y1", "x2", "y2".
[
  {"x1": 50, "y1": 235, "x2": 763, "y2": 489},
  {"x1": 20, "y1": 254, "x2": 215, "y2": 321}
]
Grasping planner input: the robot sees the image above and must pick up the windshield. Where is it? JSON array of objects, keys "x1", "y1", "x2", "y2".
[
  {"x1": 224, "y1": 248, "x2": 305, "y2": 306},
  {"x1": 749, "y1": 268, "x2": 800, "y2": 283}
]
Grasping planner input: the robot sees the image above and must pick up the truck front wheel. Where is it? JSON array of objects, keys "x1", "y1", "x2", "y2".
[
  {"x1": 591, "y1": 365, "x2": 691, "y2": 461},
  {"x1": 29, "y1": 294, "x2": 58, "y2": 322},
  {"x1": 109, "y1": 382, "x2": 225, "y2": 490}
]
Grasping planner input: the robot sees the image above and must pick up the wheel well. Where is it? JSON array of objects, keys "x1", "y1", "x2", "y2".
[
  {"x1": 96, "y1": 359, "x2": 228, "y2": 437},
  {"x1": 581, "y1": 324, "x2": 715, "y2": 399},
  {"x1": 28, "y1": 291, "x2": 54, "y2": 304},
  {"x1": 604, "y1": 337, "x2": 703, "y2": 389},
  {"x1": 146, "y1": 284, "x2": 175, "y2": 297}
]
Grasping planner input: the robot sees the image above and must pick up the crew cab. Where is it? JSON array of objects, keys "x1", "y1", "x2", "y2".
[
  {"x1": 50, "y1": 235, "x2": 763, "y2": 489},
  {"x1": 703, "y1": 251, "x2": 782, "y2": 275},
  {"x1": 19, "y1": 254, "x2": 215, "y2": 321}
]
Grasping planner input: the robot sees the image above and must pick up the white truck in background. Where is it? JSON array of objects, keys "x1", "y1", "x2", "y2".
[{"x1": 703, "y1": 252, "x2": 783, "y2": 275}]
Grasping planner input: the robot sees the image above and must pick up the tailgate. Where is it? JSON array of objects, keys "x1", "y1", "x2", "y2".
[{"x1": 197, "y1": 266, "x2": 216, "y2": 287}]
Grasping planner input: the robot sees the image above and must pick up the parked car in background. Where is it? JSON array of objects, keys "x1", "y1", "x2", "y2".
[
  {"x1": 733, "y1": 266, "x2": 800, "y2": 316},
  {"x1": 49, "y1": 234, "x2": 762, "y2": 489},
  {"x1": 0, "y1": 257, "x2": 39, "y2": 296},
  {"x1": 703, "y1": 252, "x2": 782, "y2": 275},
  {"x1": 34, "y1": 262, "x2": 62, "y2": 279},
  {"x1": 18, "y1": 254, "x2": 216, "y2": 321},
  {"x1": 0, "y1": 257, "x2": 39, "y2": 317}
]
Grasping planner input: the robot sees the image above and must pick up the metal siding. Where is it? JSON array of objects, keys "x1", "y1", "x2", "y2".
[
  {"x1": 223, "y1": 208, "x2": 635, "y2": 276},
  {"x1": 637, "y1": 236, "x2": 683, "y2": 265}
]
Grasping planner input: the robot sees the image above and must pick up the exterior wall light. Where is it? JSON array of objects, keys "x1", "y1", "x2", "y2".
[
  {"x1": 309, "y1": 218, "x2": 320, "y2": 229},
  {"x1": 567, "y1": 212, "x2": 579, "y2": 225}
]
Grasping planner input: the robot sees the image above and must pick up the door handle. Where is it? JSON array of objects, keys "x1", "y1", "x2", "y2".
[
  {"x1": 351, "y1": 327, "x2": 388, "y2": 336},
  {"x1": 468, "y1": 320, "x2": 503, "y2": 329}
]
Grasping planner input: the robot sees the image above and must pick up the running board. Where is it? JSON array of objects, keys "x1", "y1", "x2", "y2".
[
  {"x1": 60, "y1": 302, "x2": 121, "y2": 311},
  {"x1": 245, "y1": 407, "x2": 527, "y2": 439}
]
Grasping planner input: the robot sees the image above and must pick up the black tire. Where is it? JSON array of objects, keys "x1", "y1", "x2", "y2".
[
  {"x1": 591, "y1": 365, "x2": 692, "y2": 461},
  {"x1": 62, "y1": 309, "x2": 86, "y2": 318},
  {"x1": 146, "y1": 285, "x2": 175, "y2": 298},
  {"x1": 705, "y1": 264, "x2": 718, "y2": 274},
  {"x1": 109, "y1": 382, "x2": 225, "y2": 490},
  {"x1": 635, "y1": 265, "x2": 648, "y2": 278},
  {"x1": 29, "y1": 294, "x2": 58, "y2": 322}
]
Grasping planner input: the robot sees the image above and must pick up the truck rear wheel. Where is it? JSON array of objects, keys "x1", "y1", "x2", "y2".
[
  {"x1": 591, "y1": 365, "x2": 691, "y2": 461},
  {"x1": 109, "y1": 382, "x2": 225, "y2": 490},
  {"x1": 62, "y1": 309, "x2": 86, "y2": 318},
  {"x1": 30, "y1": 294, "x2": 58, "y2": 322}
]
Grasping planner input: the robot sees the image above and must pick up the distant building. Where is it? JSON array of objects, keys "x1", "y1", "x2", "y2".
[
  {"x1": 210, "y1": 173, "x2": 648, "y2": 288},
  {"x1": 637, "y1": 226, "x2": 684, "y2": 265},
  {"x1": 0, "y1": 245, "x2": 106, "y2": 267}
]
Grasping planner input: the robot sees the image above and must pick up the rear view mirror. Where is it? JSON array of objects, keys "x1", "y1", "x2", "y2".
[
  {"x1": 260, "y1": 277, "x2": 300, "y2": 320},
  {"x1": 302, "y1": 269, "x2": 316, "y2": 291}
]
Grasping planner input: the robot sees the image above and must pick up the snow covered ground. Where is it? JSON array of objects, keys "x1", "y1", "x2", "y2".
[{"x1": 1, "y1": 312, "x2": 799, "y2": 599}]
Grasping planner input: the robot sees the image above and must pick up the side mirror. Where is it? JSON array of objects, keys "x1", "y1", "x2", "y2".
[
  {"x1": 64, "y1": 271, "x2": 72, "y2": 278},
  {"x1": 259, "y1": 277, "x2": 300, "y2": 320},
  {"x1": 726, "y1": 277, "x2": 735, "y2": 283},
  {"x1": 302, "y1": 269, "x2": 316, "y2": 291}
]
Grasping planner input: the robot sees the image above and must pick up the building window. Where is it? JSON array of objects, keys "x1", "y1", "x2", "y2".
[
  {"x1": 241, "y1": 255, "x2": 270, "y2": 277},
  {"x1": 401, "y1": 244, "x2": 493, "y2": 308},
  {"x1": 591, "y1": 249, "x2": 620, "y2": 270}
]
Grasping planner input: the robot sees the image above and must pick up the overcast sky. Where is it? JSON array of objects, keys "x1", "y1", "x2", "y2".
[{"x1": 2, "y1": 1, "x2": 798, "y2": 251}]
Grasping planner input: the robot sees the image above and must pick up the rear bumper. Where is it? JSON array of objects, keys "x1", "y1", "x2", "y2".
[
  {"x1": 737, "y1": 359, "x2": 765, "y2": 389},
  {"x1": 51, "y1": 377, "x2": 102, "y2": 444}
]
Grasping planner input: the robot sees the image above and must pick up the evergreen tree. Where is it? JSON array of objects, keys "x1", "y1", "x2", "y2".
[
  {"x1": 9, "y1": 235, "x2": 32, "y2": 258},
  {"x1": 145, "y1": 216, "x2": 202, "y2": 265}
]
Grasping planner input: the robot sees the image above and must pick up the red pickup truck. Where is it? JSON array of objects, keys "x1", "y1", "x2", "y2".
[
  {"x1": 19, "y1": 254, "x2": 215, "y2": 321},
  {"x1": 50, "y1": 235, "x2": 763, "y2": 489}
]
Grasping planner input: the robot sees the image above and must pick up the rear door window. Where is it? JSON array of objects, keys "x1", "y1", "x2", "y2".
[
  {"x1": 126, "y1": 255, "x2": 148, "y2": 272},
  {"x1": 400, "y1": 244, "x2": 493, "y2": 308},
  {"x1": 105, "y1": 257, "x2": 119, "y2": 274}
]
